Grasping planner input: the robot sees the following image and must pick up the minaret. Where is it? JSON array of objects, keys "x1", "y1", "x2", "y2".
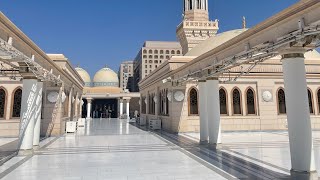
[{"x1": 177, "y1": 0, "x2": 219, "y2": 55}]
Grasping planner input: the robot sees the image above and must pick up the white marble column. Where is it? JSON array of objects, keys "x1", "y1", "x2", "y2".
[
  {"x1": 120, "y1": 99, "x2": 124, "y2": 117},
  {"x1": 281, "y1": 48, "x2": 316, "y2": 173},
  {"x1": 86, "y1": 99, "x2": 92, "y2": 119},
  {"x1": 19, "y1": 79, "x2": 43, "y2": 151},
  {"x1": 199, "y1": 80, "x2": 208, "y2": 144},
  {"x1": 206, "y1": 78, "x2": 221, "y2": 147},
  {"x1": 33, "y1": 81, "x2": 43, "y2": 147},
  {"x1": 126, "y1": 99, "x2": 130, "y2": 119}
]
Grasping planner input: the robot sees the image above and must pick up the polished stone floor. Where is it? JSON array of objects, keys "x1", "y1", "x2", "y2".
[
  {"x1": 0, "y1": 119, "x2": 227, "y2": 180},
  {"x1": 0, "y1": 119, "x2": 319, "y2": 179},
  {"x1": 182, "y1": 131, "x2": 320, "y2": 177}
]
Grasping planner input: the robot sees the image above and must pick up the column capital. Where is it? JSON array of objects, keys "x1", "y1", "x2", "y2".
[
  {"x1": 279, "y1": 47, "x2": 307, "y2": 57},
  {"x1": 206, "y1": 77, "x2": 218, "y2": 81},
  {"x1": 86, "y1": 98, "x2": 93, "y2": 103}
]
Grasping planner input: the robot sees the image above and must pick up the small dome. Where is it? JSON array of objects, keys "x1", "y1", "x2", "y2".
[
  {"x1": 75, "y1": 67, "x2": 91, "y2": 87},
  {"x1": 93, "y1": 65, "x2": 119, "y2": 87},
  {"x1": 186, "y1": 29, "x2": 248, "y2": 56}
]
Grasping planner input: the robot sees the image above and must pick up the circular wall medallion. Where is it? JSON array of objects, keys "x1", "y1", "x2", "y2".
[
  {"x1": 153, "y1": 96, "x2": 158, "y2": 103},
  {"x1": 47, "y1": 91, "x2": 59, "y2": 103},
  {"x1": 61, "y1": 92, "x2": 66, "y2": 103},
  {"x1": 262, "y1": 90, "x2": 273, "y2": 102},
  {"x1": 167, "y1": 92, "x2": 172, "y2": 102},
  {"x1": 174, "y1": 91, "x2": 185, "y2": 102},
  {"x1": 144, "y1": 98, "x2": 148, "y2": 104}
]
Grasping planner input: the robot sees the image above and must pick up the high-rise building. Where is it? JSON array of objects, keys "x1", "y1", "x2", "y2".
[
  {"x1": 133, "y1": 41, "x2": 182, "y2": 91},
  {"x1": 119, "y1": 61, "x2": 134, "y2": 92},
  {"x1": 177, "y1": 0, "x2": 219, "y2": 54}
]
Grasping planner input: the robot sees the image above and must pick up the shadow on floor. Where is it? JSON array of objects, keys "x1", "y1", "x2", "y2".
[
  {"x1": 131, "y1": 122, "x2": 319, "y2": 180},
  {"x1": 0, "y1": 140, "x2": 19, "y2": 166}
]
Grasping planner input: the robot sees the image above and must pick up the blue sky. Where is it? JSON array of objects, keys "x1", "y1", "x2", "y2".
[{"x1": 0, "y1": 0, "x2": 300, "y2": 76}]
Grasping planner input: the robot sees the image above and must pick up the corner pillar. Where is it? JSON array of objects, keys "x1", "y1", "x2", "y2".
[
  {"x1": 281, "y1": 48, "x2": 317, "y2": 175},
  {"x1": 199, "y1": 80, "x2": 208, "y2": 144},
  {"x1": 19, "y1": 78, "x2": 43, "y2": 152},
  {"x1": 86, "y1": 98, "x2": 92, "y2": 119},
  {"x1": 206, "y1": 77, "x2": 221, "y2": 147}
]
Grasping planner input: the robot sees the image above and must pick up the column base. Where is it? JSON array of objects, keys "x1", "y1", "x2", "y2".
[
  {"x1": 290, "y1": 170, "x2": 318, "y2": 180},
  {"x1": 18, "y1": 149, "x2": 34, "y2": 156},
  {"x1": 208, "y1": 143, "x2": 222, "y2": 149},
  {"x1": 33, "y1": 145, "x2": 40, "y2": 150},
  {"x1": 199, "y1": 140, "x2": 208, "y2": 145}
]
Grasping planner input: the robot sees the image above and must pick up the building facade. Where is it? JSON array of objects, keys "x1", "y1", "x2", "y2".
[
  {"x1": 139, "y1": 0, "x2": 320, "y2": 133},
  {"x1": 133, "y1": 41, "x2": 182, "y2": 92},
  {"x1": 119, "y1": 61, "x2": 134, "y2": 92}
]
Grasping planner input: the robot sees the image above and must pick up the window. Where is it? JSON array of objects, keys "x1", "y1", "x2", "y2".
[
  {"x1": 145, "y1": 70, "x2": 147, "y2": 73},
  {"x1": 143, "y1": 55, "x2": 147, "y2": 58},
  {"x1": 149, "y1": 55, "x2": 153, "y2": 59},
  {"x1": 160, "y1": 50, "x2": 164, "y2": 54},
  {"x1": 143, "y1": 50, "x2": 147, "y2": 54},
  {"x1": 155, "y1": 65, "x2": 158, "y2": 68},
  {"x1": 155, "y1": 55, "x2": 158, "y2": 59},
  {"x1": 189, "y1": 88, "x2": 199, "y2": 115},
  {"x1": 155, "y1": 60, "x2": 158, "y2": 63},
  {"x1": 171, "y1": 50, "x2": 175, "y2": 54},
  {"x1": 189, "y1": 0, "x2": 193, "y2": 10},
  {"x1": 149, "y1": 65, "x2": 152, "y2": 68},
  {"x1": 155, "y1": 50, "x2": 158, "y2": 54},
  {"x1": 219, "y1": 88, "x2": 227, "y2": 115},
  {"x1": 149, "y1": 60, "x2": 152, "y2": 63},
  {"x1": 166, "y1": 56, "x2": 170, "y2": 60},
  {"x1": 160, "y1": 60, "x2": 162, "y2": 63},
  {"x1": 246, "y1": 88, "x2": 256, "y2": 115},
  {"x1": 308, "y1": 89, "x2": 314, "y2": 114},
  {"x1": 177, "y1": 50, "x2": 181, "y2": 54},
  {"x1": 12, "y1": 88, "x2": 22, "y2": 118},
  {"x1": 145, "y1": 65, "x2": 147, "y2": 68},
  {"x1": 318, "y1": 89, "x2": 320, "y2": 114},
  {"x1": 278, "y1": 88, "x2": 286, "y2": 114},
  {"x1": 0, "y1": 88, "x2": 6, "y2": 118},
  {"x1": 232, "y1": 88, "x2": 242, "y2": 115},
  {"x1": 149, "y1": 50, "x2": 153, "y2": 54},
  {"x1": 160, "y1": 56, "x2": 164, "y2": 59},
  {"x1": 166, "y1": 50, "x2": 170, "y2": 54},
  {"x1": 145, "y1": 60, "x2": 147, "y2": 63}
]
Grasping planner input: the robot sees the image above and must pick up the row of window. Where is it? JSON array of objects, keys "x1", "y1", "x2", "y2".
[
  {"x1": 145, "y1": 60, "x2": 161, "y2": 65},
  {"x1": 277, "y1": 88, "x2": 319, "y2": 115},
  {"x1": 0, "y1": 88, "x2": 22, "y2": 118},
  {"x1": 188, "y1": 87, "x2": 320, "y2": 116},
  {"x1": 184, "y1": 0, "x2": 207, "y2": 11},
  {"x1": 143, "y1": 49, "x2": 181, "y2": 55},
  {"x1": 143, "y1": 55, "x2": 171, "y2": 60}
]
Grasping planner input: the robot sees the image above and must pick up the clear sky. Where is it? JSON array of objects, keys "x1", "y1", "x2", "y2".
[{"x1": 0, "y1": 0, "x2": 300, "y2": 76}]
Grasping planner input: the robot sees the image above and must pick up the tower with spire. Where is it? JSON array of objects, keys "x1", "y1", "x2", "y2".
[{"x1": 177, "y1": 0, "x2": 219, "y2": 55}]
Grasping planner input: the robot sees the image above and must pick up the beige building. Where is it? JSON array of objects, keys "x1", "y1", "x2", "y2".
[
  {"x1": 0, "y1": 13, "x2": 84, "y2": 137},
  {"x1": 133, "y1": 41, "x2": 182, "y2": 91},
  {"x1": 119, "y1": 61, "x2": 134, "y2": 92},
  {"x1": 75, "y1": 66, "x2": 140, "y2": 119},
  {"x1": 139, "y1": 0, "x2": 320, "y2": 133}
]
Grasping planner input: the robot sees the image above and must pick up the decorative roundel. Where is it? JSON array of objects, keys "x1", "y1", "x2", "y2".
[
  {"x1": 262, "y1": 90, "x2": 273, "y2": 102},
  {"x1": 144, "y1": 98, "x2": 148, "y2": 104},
  {"x1": 174, "y1": 91, "x2": 185, "y2": 102},
  {"x1": 167, "y1": 92, "x2": 172, "y2": 102},
  {"x1": 47, "y1": 91, "x2": 59, "y2": 103},
  {"x1": 153, "y1": 96, "x2": 158, "y2": 103},
  {"x1": 61, "y1": 92, "x2": 66, "y2": 103}
]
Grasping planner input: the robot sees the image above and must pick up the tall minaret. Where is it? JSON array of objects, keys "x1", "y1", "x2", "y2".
[{"x1": 177, "y1": 0, "x2": 219, "y2": 55}]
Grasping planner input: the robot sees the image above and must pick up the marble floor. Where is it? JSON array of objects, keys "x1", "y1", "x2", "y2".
[
  {"x1": 0, "y1": 119, "x2": 319, "y2": 180},
  {"x1": 181, "y1": 131, "x2": 320, "y2": 177},
  {"x1": 0, "y1": 119, "x2": 227, "y2": 180}
]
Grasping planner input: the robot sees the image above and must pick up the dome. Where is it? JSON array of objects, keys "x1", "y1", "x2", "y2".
[
  {"x1": 75, "y1": 67, "x2": 91, "y2": 87},
  {"x1": 185, "y1": 29, "x2": 248, "y2": 56},
  {"x1": 93, "y1": 66, "x2": 119, "y2": 87}
]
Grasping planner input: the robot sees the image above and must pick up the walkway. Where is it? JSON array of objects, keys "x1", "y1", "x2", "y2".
[
  {"x1": 0, "y1": 119, "x2": 227, "y2": 180},
  {"x1": 0, "y1": 119, "x2": 318, "y2": 179}
]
